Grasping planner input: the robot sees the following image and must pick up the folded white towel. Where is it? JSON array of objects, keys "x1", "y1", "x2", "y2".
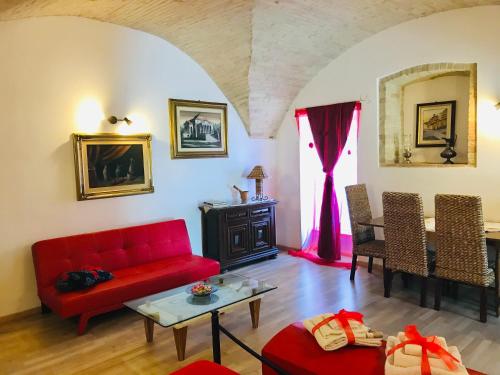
[
  {"x1": 385, "y1": 335, "x2": 468, "y2": 375},
  {"x1": 305, "y1": 314, "x2": 370, "y2": 335},
  {"x1": 397, "y1": 332, "x2": 448, "y2": 359},
  {"x1": 303, "y1": 313, "x2": 382, "y2": 351},
  {"x1": 391, "y1": 337, "x2": 462, "y2": 370},
  {"x1": 384, "y1": 364, "x2": 468, "y2": 375}
]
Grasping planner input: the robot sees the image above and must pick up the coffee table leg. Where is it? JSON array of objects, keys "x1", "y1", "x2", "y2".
[
  {"x1": 211, "y1": 311, "x2": 221, "y2": 364},
  {"x1": 249, "y1": 298, "x2": 261, "y2": 328},
  {"x1": 173, "y1": 326, "x2": 188, "y2": 361},
  {"x1": 144, "y1": 317, "x2": 154, "y2": 343}
]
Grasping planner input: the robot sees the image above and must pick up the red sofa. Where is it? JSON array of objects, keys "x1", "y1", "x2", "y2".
[{"x1": 32, "y1": 219, "x2": 220, "y2": 334}]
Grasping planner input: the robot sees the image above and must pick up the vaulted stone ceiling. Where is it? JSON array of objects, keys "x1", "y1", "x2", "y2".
[{"x1": 0, "y1": 0, "x2": 498, "y2": 138}]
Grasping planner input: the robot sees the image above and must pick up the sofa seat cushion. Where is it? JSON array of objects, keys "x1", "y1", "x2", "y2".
[{"x1": 40, "y1": 254, "x2": 220, "y2": 317}]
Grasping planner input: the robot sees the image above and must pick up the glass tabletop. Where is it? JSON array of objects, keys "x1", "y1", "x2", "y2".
[{"x1": 124, "y1": 273, "x2": 276, "y2": 327}]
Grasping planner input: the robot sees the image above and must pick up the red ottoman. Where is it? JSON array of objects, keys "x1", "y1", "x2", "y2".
[
  {"x1": 262, "y1": 322, "x2": 485, "y2": 375},
  {"x1": 170, "y1": 360, "x2": 238, "y2": 375}
]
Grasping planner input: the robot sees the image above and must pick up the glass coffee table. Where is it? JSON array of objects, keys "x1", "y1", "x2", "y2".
[{"x1": 124, "y1": 273, "x2": 277, "y2": 363}]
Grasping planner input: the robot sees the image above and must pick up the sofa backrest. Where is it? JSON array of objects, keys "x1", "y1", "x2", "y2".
[{"x1": 32, "y1": 219, "x2": 192, "y2": 289}]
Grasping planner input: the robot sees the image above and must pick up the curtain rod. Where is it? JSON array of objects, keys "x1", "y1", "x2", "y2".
[
  {"x1": 295, "y1": 100, "x2": 365, "y2": 114},
  {"x1": 295, "y1": 97, "x2": 367, "y2": 112}
]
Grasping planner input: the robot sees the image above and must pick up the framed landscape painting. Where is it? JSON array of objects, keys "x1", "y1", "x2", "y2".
[
  {"x1": 169, "y1": 99, "x2": 228, "y2": 159},
  {"x1": 73, "y1": 134, "x2": 154, "y2": 200},
  {"x1": 415, "y1": 100, "x2": 456, "y2": 147}
]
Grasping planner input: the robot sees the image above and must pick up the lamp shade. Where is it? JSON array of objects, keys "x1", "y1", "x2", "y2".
[{"x1": 247, "y1": 165, "x2": 267, "y2": 179}]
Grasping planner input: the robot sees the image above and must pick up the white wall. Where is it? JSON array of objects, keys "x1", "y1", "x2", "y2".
[
  {"x1": 0, "y1": 17, "x2": 276, "y2": 317},
  {"x1": 276, "y1": 6, "x2": 500, "y2": 249},
  {"x1": 402, "y1": 75, "x2": 469, "y2": 164}
]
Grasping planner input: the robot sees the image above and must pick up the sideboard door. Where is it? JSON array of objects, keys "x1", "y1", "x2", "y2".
[
  {"x1": 251, "y1": 218, "x2": 271, "y2": 251},
  {"x1": 227, "y1": 223, "x2": 250, "y2": 259}
]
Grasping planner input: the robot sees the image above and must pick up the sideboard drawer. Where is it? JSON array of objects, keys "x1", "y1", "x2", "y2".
[
  {"x1": 226, "y1": 210, "x2": 248, "y2": 221},
  {"x1": 250, "y1": 207, "x2": 270, "y2": 217}
]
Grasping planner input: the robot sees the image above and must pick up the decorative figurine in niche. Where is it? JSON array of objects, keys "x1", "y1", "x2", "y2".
[
  {"x1": 402, "y1": 135, "x2": 413, "y2": 164},
  {"x1": 247, "y1": 165, "x2": 268, "y2": 201},
  {"x1": 233, "y1": 185, "x2": 249, "y2": 204},
  {"x1": 440, "y1": 135, "x2": 457, "y2": 164},
  {"x1": 402, "y1": 147, "x2": 412, "y2": 164}
]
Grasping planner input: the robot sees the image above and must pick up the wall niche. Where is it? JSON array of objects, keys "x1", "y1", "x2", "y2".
[{"x1": 379, "y1": 63, "x2": 477, "y2": 167}]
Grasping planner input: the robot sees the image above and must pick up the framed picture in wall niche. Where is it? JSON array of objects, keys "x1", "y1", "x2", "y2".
[
  {"x1": 169, "y1": 98, "x2": 228, "y2": 159},
  {"x1": 73, "y1": 134, "x2": 154, "y2": 200},
  {"x1": 415, "y1": 100, "x2": 456, "y2": 147}
]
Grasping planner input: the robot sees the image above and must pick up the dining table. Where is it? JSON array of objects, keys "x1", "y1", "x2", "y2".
[
  {"x1": 358, "y1": 216, "x2": 500, "y2": 247},
  {"x1": 358, "y1": 216, "x2": 500, "y2": 295}
]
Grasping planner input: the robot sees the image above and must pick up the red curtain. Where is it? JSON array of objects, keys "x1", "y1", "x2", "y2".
[{"x1": 306, "y1": 102, "x2": 359, "y2": 260}]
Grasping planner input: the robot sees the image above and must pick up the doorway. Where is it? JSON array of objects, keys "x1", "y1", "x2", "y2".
[{"x1": 297, "y1": 107, "x2": 359, "y2": 258}]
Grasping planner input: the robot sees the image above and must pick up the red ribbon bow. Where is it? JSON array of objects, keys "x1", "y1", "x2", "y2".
[
  {"x1": 387, "y1": 325, "x2": 460, "y2": 375},
  {"x1": 311, "y1": 309, "x2": 364, "y2": 344}
]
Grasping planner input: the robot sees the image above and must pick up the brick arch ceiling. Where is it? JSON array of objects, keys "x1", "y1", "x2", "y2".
[{"x1": 0, "y1": 0, "x2": 498, "y2": 138}]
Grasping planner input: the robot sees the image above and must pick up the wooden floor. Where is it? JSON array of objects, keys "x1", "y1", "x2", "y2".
[{"x1": 1, "y1": 253, "x2": 500, "y2": 374}]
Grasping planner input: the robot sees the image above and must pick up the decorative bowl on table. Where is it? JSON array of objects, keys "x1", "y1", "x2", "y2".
[{"x1": 189, "y1": 282, "x2": 218, "y2": 297}]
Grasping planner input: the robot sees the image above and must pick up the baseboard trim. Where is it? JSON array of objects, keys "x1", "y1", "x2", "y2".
[
  {"x1": 277, "y1": 244, "x2": 300, "y2": 252},
  {"x1": 0, "y1": 306, "x2": 39, "y2": 324}
]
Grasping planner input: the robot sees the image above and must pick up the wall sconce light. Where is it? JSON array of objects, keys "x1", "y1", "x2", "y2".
[
  {"x1": 108, "y1": 116, "x2": 132, "y2": 125},
  {"x1": 495, "y1": 102, "x2": 500, "y2": 111}
]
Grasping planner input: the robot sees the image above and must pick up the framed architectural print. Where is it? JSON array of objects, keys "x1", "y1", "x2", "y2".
[
  {"x1": 415, "y1": 100, "x2": 456, "y2": 147},
  {"x1": 169, "y1": 99, "x2": 228, "y2": 159},
  {"x1": 73, "y1": 134, "x2": 154, "y2": 200}
]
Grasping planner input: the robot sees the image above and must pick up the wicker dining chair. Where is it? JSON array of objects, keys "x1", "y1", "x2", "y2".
[
  {"x1": 382, "y1": 192, "x2": 430, "y2": 307},
  {"x1": 434, "y1": 194, "x2": 498, "y2": 323},
  {"x1": 345, "y1": 184, "x2": 385, "y2": 281}
]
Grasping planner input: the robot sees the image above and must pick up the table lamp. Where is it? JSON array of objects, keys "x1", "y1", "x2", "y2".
[{"x1": 247, "y1": 165, "x2": 268, "y2": 200}]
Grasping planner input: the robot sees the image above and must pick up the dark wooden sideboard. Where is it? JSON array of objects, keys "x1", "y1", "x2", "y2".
[{"x1": 199, "y1": 201, "x2": 278, "y2": 271}]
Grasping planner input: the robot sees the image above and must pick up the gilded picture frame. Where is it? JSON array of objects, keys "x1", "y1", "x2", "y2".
[
  {"x1": 169, "y1": 99, "x2": 228, "y2": 159},
  {"x1": 415, "y1": 100, "x2": 456, "y2": 148},
  {"x1": 73, "y1": 134, "x2": 154, "y2": 200}
]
